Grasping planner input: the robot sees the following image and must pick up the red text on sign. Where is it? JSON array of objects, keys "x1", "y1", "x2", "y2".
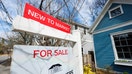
[
  {"x1": 33, "y1": 49, "x2": 68, "y2": 58},
  {"x1": 33, "y1": 50, "x2": 52, "y2": 58},
  {"x1": 23, "y1": 3, "x2": 71, "y2": 33}
]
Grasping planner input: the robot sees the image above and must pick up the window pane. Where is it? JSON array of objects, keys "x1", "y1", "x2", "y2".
[
  {"x1": 123, "y1": 47, "x2": 129, "y2": 52},
  {"x1": 117, "y1": 53, "x2": 124, "y2": 59},
  {"x1": 130, "y1": 50, "x2": 132, "y2": 53},
  {"x1": 127, "y1": 33, "x2": 132, "y2": 39},
  {"x1": 75, "y1": 25, "x2": 78, "y2": 30},
  {"x1": 129, "y1": 46, "x2": 132, "y2": 50},
  {"x1": 120, "y1": 35, "x2": 126, "y2": 40},
  {"x1": 116, "y1": 47, "x2": 122, "y2": 52},
  {"x1": 110, "y1": 7, "x2": 121, "y2": 17},
  {"x1": 121, "y1": 40, "x2": 127, "y2": 45},
  {"x1": 124, "y1": 53, "x2": 131, "y2": 59},
  {"x1": 114, "y1": 36, "x2": 119, "y2": 41},
  {"x1": 128, "y1": 39, "x2": 132, "y2": 45},
  {"x1": 114, "y1": 41, "x2": 120, "y2": 46}
]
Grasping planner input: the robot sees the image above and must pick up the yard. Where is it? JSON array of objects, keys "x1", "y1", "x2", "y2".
[{"x1": 83, "y1": 65, "x2": 126, "y2": 74}]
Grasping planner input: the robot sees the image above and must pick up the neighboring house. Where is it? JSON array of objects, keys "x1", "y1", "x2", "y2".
[
  {"x1": 58, "y1": 17, "x2": 93, "y2": 53},
  {"x1": 70, "y1": 20, "x2": 94, "y2": 65},
  {"x1": 89, "y1": 0, "x2": 132, "y2": 73},
  {"x1": 58, "y1": 17, "x2": 94, "y2": 65}
]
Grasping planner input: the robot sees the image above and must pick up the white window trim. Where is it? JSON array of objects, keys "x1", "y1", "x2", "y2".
[
  {"x1": 110, "y1": 29, "x2": 132, "y2": 66},
  {"x1": 108, "y1": 5, "x2": 124, "y2": 19}
]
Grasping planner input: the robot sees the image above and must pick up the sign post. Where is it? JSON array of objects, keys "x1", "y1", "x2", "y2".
[{"x1": 11, "y1": 3, "x2": 83, "y2": 74}]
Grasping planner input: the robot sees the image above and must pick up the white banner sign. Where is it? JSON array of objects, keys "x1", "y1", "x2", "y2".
[{"x1": 11, "y1": 45, "x2": 75, "y2": 74}]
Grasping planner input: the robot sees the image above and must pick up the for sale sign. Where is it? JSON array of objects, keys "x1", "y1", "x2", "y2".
[
  {"x1": 23, "y1": 3, "x2": 70, "y2": 33},
  {"x1": 10, "y1": 45, "x2": 74, "y2": 74}
]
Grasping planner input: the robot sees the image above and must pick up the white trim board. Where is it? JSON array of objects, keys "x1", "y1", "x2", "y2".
[{"x1": 93, "y1": 21, "x2": 132, "y2": 34}]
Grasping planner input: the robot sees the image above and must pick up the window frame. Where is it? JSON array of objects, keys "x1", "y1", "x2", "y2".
[
  {"x1": 108, "y1": 5, "x2": 124, "y2": 19},
  {"x1": 110, "y1": 29, "x2": 132, "y2": 66}
]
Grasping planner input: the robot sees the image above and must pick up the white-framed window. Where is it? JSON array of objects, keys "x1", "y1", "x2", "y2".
[
  {"x1": 111, "y1": 30, "x2": 132, "y2": 66},
  {"x1": 108, "y1": 5, "x2": 124, "y2": 19}
]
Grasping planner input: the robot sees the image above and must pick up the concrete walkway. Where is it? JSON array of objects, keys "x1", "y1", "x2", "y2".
[
  {"x1": 0, "y1": 55, "x2": 9, "y2": 63},
  {"x1": 0, "y1": 54, "x2": 11, "y2": 74},
  {"x1": 0, "y1": 65, "x2": 10, "y2": 74}
]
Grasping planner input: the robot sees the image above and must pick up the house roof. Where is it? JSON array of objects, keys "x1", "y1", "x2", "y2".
[
  {"x1": 57, "y1": 16, "x2": 89, "y2": 29},
  {"x1": 89, "y1": 0, "x2": 132, "y2": 33}
]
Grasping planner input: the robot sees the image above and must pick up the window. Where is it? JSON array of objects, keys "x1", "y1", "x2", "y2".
[
  {"x1": 109, "y1": 5, "x2": 124, "y2": 18},
  {"x1": 75, "y1": 25, "x2": 78, "y2": 30},
  {"x1": 84, "y1": 28, "x2": 86, "y2": 35},
  {"x1": 111, "y1": 31, "x2": 132, "y2": 66},
  {"x1": 113, "y1": 32, "x2": 132, "y2": 59}
]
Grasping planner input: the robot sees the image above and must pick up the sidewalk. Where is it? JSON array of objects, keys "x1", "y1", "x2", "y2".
[
  {"x1": 0, "y1": 54, "x2": 11, "y2": 74},
  {"x1": 0, "y1": 65, "x2": 10, "y2": 74},
  {"x1": 0, "y1": 54, "x2": 10, "y2": 63}
]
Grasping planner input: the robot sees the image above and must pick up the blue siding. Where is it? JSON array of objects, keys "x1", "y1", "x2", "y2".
[
  {"x1": 93, "y1": 25, "x2": 132, "y2": 73},
  {"x1": 95, "y1": 3, "x2": 132, "y2": 31}
]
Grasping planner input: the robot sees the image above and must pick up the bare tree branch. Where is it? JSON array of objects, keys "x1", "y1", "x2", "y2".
[{"x1": 39, "y1": 0, "x2": 44, "y2": 10}]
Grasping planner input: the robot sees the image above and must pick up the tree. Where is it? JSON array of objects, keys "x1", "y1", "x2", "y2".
[
  {"x1": 88, "y1": 0, "x2": 107, "y2": 23},
  {"x1": 0, "y1": 0, "x2": 107, "y2": 47},
  {"x1": 12, "y1": 0, "x2": 86, "y2": 46}
]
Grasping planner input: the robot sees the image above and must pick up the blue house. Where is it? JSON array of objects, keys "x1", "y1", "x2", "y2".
[{"x1": 89, "y1": 0, "x2": 132, "y2": 73}]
